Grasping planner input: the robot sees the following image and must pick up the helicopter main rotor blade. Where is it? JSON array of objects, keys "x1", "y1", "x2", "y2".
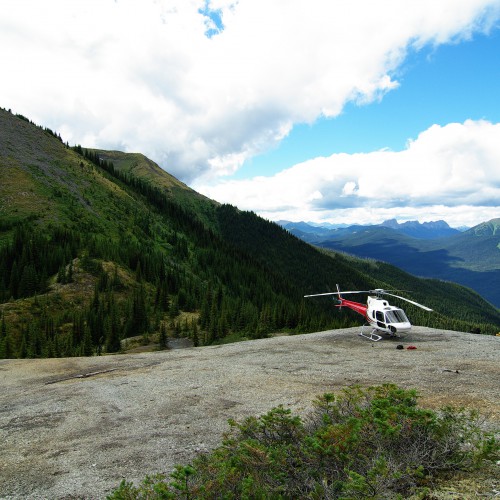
[
  {"x1": 304, "y1": 292, "x2": 340, "y2": 297},
  {"x1": 382, "y1": 292, "x2": 433, "y2": 311},
  {"x1": 304, "y1": 290, "x2": 369, "y2": 298}
]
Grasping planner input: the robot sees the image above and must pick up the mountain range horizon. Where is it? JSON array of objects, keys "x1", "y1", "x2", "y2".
[
  {"x1": 279, "y1": 217, "x2": 500, "y2": 308},
  {"x1": 279, "y1": 218, "x2": 472, "y2": 233}
]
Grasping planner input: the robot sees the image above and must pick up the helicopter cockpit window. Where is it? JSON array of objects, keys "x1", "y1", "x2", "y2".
[
  {"x1": 376, "y1": 311, "x2": 384, "y2": 322},
  {"x1": 385, "y1": 309, "x2": 409, "y2": 324}
]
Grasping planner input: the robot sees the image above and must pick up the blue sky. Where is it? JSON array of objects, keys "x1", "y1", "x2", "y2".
[
  {"x1": 2, "y1": 0, "x2": 500, "y2": 227},
  {"x1": 237, "y1": 30, "x2": 500, "y2": 179}
]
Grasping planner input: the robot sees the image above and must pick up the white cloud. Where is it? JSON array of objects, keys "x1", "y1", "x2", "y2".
[
  {"x1": 1, "y1": 0, "x2": 500, "y2": 184},
  {"x1": 194, "y1": 120, "x2": 500, "y2": 227}
]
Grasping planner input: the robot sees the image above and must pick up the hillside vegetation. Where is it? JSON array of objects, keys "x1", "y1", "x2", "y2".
[
  {"x1": 110, "y1": 384, "x2": 499, "y2": 499},
  {"x1": 286, "y1": 220, "x2": 500, "y2": 307},
  {"x1": 1, "y1": 107, "x2": 499, "y2": 358}
]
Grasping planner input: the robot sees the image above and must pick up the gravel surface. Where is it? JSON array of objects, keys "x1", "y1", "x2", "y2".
[{"x1": 1, "y1": 326, "x2": 499, "y2": 499}]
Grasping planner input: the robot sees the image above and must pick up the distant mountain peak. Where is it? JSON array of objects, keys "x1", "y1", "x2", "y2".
[
  {"x1": 381, "y1": 219, "x2": 451, "y2": 229},
  {"x1": 421, "y1": 220, "x2": 451, "y2": 229},
  {"x1": 381, "y1": 218, "x2": 400, "y2": 229},
  {"x1": 378, "y1": 219, "x2": 457, "y2": 238}
]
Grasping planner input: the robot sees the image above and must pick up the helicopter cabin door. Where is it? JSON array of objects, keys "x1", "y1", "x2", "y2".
[{"x1": 375, "y1": 310, "x2": 385, "y2": 328}]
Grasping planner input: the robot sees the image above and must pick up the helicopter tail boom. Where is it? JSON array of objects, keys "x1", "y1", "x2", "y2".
[{"x1": 336, "y1": 297, "x2": 368, "y2": 318}]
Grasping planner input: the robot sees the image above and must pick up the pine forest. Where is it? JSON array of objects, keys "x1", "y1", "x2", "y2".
[{"x1": 1, "y1": 108, "x2": 499, "y2": 359}]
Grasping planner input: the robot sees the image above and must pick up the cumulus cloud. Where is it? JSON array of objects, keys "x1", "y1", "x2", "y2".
[
  {"x1": 194, "y1": 120, "x2": 500, "y2": 227},
  {"x1": 1, "y1": 0, "x2": 500, "y2": 183}
]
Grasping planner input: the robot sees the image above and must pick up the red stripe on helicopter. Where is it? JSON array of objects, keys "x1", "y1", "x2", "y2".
[{"x1": 336, "y1": 298, "x2": 368, "y2": 319}]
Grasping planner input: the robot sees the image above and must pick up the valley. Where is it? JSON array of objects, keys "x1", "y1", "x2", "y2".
[{"x1": 281, "y1": 219, "x2": 500, "y2": 307}]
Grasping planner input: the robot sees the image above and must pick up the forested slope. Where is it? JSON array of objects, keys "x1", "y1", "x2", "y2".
[
  {"x1": 308, "y1": 220, "x2": 500, "y2": 307},
  {"x1": 1, "y1": 108, "x2": 499, "y2": 359}
]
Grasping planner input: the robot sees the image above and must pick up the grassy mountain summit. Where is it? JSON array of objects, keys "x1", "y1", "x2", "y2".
[
  {"x1": 93, "y1": 150, "x2": 190, "y2": 191},
  {"x1": 0, "y1": 107, "x2": 499, "y2": 358}
]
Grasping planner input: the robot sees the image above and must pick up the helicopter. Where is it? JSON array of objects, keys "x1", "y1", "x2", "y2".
[{"x1": 304, "y1": 284, "x2": 433, "y2": 341}]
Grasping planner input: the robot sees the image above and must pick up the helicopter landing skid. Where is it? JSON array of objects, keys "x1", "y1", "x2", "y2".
[{"x1": 359, "y1": 324, "x2": 382, "y2": 342}]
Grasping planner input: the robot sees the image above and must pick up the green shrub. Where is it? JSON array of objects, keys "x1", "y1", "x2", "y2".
[{"x1": 109, "y1": 384, "x2": 498, "y2": 499}]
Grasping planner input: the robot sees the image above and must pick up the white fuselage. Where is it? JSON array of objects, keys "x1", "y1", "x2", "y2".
[{"x1": 366, "y1": 297, "x2": 411, "y2": 334}]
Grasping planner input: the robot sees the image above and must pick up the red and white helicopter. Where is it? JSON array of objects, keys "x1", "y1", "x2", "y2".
[{"x1": 305, "y1": 284, "x2": 433, "y2": 341}]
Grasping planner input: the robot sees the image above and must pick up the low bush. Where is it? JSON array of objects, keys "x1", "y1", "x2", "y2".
[{"x1": 108, "y1": 384, "x2": 498, "y2": 499}]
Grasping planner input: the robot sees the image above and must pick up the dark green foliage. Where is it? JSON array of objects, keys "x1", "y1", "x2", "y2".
[
  {"x1": 0, "y1": 225, "x2": 79, "y2": 301},
  {"x1": 127, "y1": 284, "x2": 149, "y2": 338},
  {"x1": 108, "y1": 385, "x2": 498, "y2": 499},
  {"x1": 1, "y1": 107, "x2": 499, "y2": 359},
  {"x1": 158, "y1": 323, "x2": 168, "y2": 350},
  {"x1": 0, "y1": 312, "x2": 14, "y2": 358}
]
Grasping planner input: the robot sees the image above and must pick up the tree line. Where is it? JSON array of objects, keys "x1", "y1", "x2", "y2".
[
  {"x1": 1, "y1": 144, "x2": 497, "y2": 359},
  {"x1": 0, "y1": 201, "x2": 348, "y2": 359}
]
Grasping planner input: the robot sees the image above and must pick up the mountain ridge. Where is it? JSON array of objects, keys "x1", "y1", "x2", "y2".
[
  {"x1": 279, "y1": 218, "x2": 465, "y2": 240},
  {"x1": 279, "y1": 218, "x2": 500, "y2": 307},
  {"x1": 380, "y1": 218, "x2": 461, "y2": 238},
  {"x1": 1, "y1": 107, "x2": 499, "y2": 361}
]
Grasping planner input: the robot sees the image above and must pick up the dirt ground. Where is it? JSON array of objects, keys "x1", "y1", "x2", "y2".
[{"x1": 1, "y1": 326, "x2": 499, "y2": 499}]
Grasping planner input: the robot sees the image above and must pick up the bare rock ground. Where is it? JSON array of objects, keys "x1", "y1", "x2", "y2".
[{"x1": 1, "y1": 327, "x2": 499, "y2": 499}]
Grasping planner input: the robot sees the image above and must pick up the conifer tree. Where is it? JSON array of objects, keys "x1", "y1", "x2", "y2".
[
  {"x1": 8, "y1": 260, "x2": 19, "y2": 298},
  {"x1": 0, "y1": 314, "x2": 9, "y2": 358},
  {"x1": 158, "y1": 322, "x2": 168, "y2": 349},
  {"x1": 0, "y1": 332, "x2": 13, "y2": 358},
  {"x1": 57, "y1": 265, "x2": 66, "y2": 284},
  {"x1": 19, "y1": 264, "x2": 37, "y2": 296},
  {"x1": 169, "y1": 296, "x2": 179, "y2": 319},
  {"x1": 18, "y1": 332, "x2": 28, "y2": 359},
  {"x1": 127, "y1": 285, "x2": 149, "y2": 337},
  {"x1": 81, "y1": 326, "x2": 93, "y2": 356},
  {"x1": 105, "y1": 297, "x2": 122, "y2": 353},
  {"x1": 192, "y1": 320, "x2": 199, "y2": 347}
]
